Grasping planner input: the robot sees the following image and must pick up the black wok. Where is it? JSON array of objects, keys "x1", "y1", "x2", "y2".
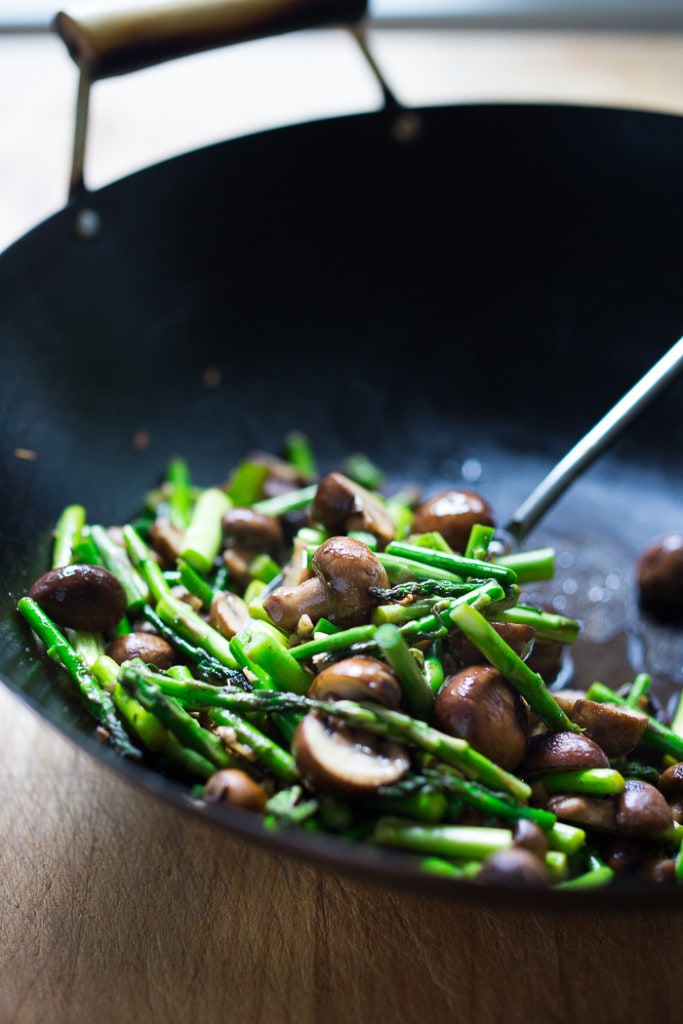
[{"x1": 1, "y1": 0, "x2": 683, "y2": 910}]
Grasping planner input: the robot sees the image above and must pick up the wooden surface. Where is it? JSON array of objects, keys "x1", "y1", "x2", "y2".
[{"x1": 3, "y1": 25, "x2": 683, "y2": 1024}]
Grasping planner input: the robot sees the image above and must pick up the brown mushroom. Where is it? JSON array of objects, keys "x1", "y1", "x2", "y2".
[
  {"x1": 615, "y1": 779, "x2": 674, "y2": 837},
  {"x1": 476, "y1": 847, "x2": 550, "y2": 888},
  {"x1": 637, "y1": 532, "x2": 683, "y2": 624},
  {"x1": 209, "y1": 590, "x2": 251, "y2": 640},
  {"x1": 449, "y1": 621, "x2": 535, "y2": 667},
  {"x1": 658, "y1": 762, "x2": 683, "y2": 822},
  {"x1": 512, "y1": 819, "x2": 550, "y2": 860},
  {"x1": 411, "y1": 487, "x2": 495, "y2": 552},
  {"x1": 568, "y1": 698, "x2": 648, "y2": 758},
  {"x1": 263, "y1": 536, "x2": 389, "y2": 632},
  {"x1": 311, "y1": 471, "x2": 396, "y2": 549},
  {"x1": 150, "y1": 516, "x2": 185, "y2": 568},
  {"x1": 292, "y1": 711, "x2": 410, "y2": 796},
  {"x1": 432, "y1": 664, "x2": 529, "y2": 772},
  {"x1": 29, "y1": 563, "x2": 127, "y2": 632},
  {"x1": 521, "y1": 730, "x2": 609, "y2": 776},
  {"x1": 105, "y1": 632, "x2": 176, "y2": 669},
  {"x1": 308, "y1": 655, "x2": 402, "y2": 708},
  {"x1": 202, "y1": 769, "x2": 268, "y2": 812},
  {"x1": 546, "y1": 793, "x2": 618, "y2": 831},
  {"x1": 221, "y1": 507, "x2": 284, "y2": 555}
]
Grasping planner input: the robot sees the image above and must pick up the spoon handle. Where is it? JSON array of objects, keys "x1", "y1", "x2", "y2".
[{"x1": 505, "y1": 333, "x2": 683, "y2": 544}]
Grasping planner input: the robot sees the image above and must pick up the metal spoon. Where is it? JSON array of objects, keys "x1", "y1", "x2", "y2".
[{"x1": 504, "y1": 333, "x2": 683, "y2": 546}]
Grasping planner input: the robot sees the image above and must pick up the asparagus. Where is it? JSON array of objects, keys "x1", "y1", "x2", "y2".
[
  {"x1": 52, "y1": 503, "x2": 86, "y2": 568},
  {"x1": 464, "y1": 523, "x2": 495, "y2": 562},
  {"x1": 624, "y1": 672, "x2": 652, "y2": 709},
  {"x1": 177, "y1": 557, "x2": 215, "y2": 609},
  {"x1": 141, "y1": 605, "x2": 244, "y2": 685},
  {"x1": 373, "y1": 623, "x2": 434, "y2": 718},
  {"x1": 494, "y1": 547, "x2": 555, "y2": 583},
  {"x1": 156, "y1": 593, "x2": 238, "y2": 669},
  {"x1": 372, "y1": 818, "x2": 514, "y2": 860},
  {"x1": 181, "y1": 487, "x2": 232, "y2": 575},
  {"x1": 208, "y1": 707, "x2": 299, "y2": 782},
  {"x1": 283, "y1": 430, "x2": 318, "y2": 480},
  {"x1": 166, "y1": 457, "x2": 193, "y2": 529},
  {"x1": 384, "y1": 540, "x2": 518, "y2": 584},
  {"x1": 495, "y1": 603, "x2": 580, "y2": 644},
  {"x1": 17, "y1": 597, "x2": 140, "y2": 759},
  {"x1": 448, "y1": 602, "x2": 579, "y2": 733},
  {"x1": 89, "y1": 523, "x2": 149, "y2": 613},
  {"x1": 251, "y1": 483, "x2": 318, "y2": 518},
  {"x1": 123, "y1": 525, "x2": 172, "y2": 604},
  {"x1": 532, "y1": 767, "x2": 626, "y2": 796}
]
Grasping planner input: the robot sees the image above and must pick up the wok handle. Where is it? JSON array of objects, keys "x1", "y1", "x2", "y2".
[{"x1": 54, "y1": 0, "x2": 368, "y2": 81}]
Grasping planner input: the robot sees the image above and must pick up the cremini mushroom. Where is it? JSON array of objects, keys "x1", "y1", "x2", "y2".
[
  {"x1": 263, "y1": 535, "x2": 389, "y2": 632},
  {"x1": 310, "y1": 471, "x2": 396, "y2": 549},
  {"x1": 209, "y1": 590, "x2": 251, "y2": 640},
  {"x1": 448, "y1": 622, "x2": 535, "y2": 667},
  {"x1": 658, "y1": 762, "x2": 683, "y2": 822},
  {"x1": 105, "y1": 632, "x2": 176, "y2": 669},
  {"x1": 29, "y1": 563, "x2": 127, "y2": 632},
  {"x1": 568, "y1": 698, "x2": 648, "y2": 758},
  {"x1": 202, "y1": 769, "x2": 269, "y2": 812},
  {"x1": 546, "y1": 793, "x2": 618, "y2": 831},
  {"x1": 636, "y1": 532, "x2": 683, "y2": 624},
  {"x1": 615, "y1": 779, "x2": 674, "y2": 837},
  {"x1": 292, "y1": 711, "x2": 410, "y2": 796},
  {"x1": 512, "y1": 819, "x2": 549, "y2": 860},
  {"x1": 150, "y1": 516, "x2": 185, "y2": 567},
  {"x1": 476, "y1": 847, "x2": 550, "y2": 888},
  {"x1": 521, "y1": 730, "x2": 609, "y2": 776},
  {"x1": 411, "y1": 487, "x2": 495, "y2": 552},
  {"x1": 221, "y1": 507, "x2": 284, "y2": 555},
  {"x1": 432, "y1": 664, "x2": 529, "y2": 772},
  {"x1": 308, "y1": 655, "x2": 402, "y2": 708}
]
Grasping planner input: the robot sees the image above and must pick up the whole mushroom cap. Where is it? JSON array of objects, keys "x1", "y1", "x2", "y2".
[
  {"x1": 311, "y1": 471, "x2": 396, "y2": 549},
  {"x1": 311, "y1": 535, "x2": 390, "y2": 628},
  {"x1": 636, "y1": 532, "x2": 683, "y2": 624},
  {"x1": 411, "y1": 488, "x2": 495, "y2": 553},
  {"x1": 521, "y1": 729, "x2": 609, "y2": 775}
]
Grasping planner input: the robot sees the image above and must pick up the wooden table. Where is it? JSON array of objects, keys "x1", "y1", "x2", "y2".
[{"x1": 2, "y1": 25, "x2": 683, "y2": 1023}]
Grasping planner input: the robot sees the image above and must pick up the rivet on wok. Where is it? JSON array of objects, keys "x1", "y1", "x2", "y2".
[{"x1": 73, "y1": 207, "x2": 101, "y2": 242}]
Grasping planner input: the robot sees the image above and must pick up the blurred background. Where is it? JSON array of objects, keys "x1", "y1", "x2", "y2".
[{"x1": 2, "y1": 1, "x2": 683, "y2": 253}]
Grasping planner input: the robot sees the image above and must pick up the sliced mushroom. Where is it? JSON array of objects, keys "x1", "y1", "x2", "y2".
[
  {"x1": 311, "y1": 471, "x2": 396, "y2": 549},
  {"x1": 615, "y1": 779, "x2": 674, "y2": 838},
  {"x1": 476, "y1": 848, "x2": 550, "y2": 888},
  {"x1": 551, "y1": 689, "x2": 589, "y2": 717},
  {"x1": 308, "y1": 655, "x2": 402, "y2": 708},
  {"x1": 521, "y1": 730, "x2": 609, "y2": 776},
  {"x1": 432, "y1": 664, "x2": 529, "y2": 772},
  {"x1": 105, "y1": 631, "x2": 176, "y2": 669},
  {"x1": 411, "y1": 487, "x2": 495, "y2": 553},
  {"x1": 202, "y1": 769, "x2": 268, "y2": 812},
  {"x1": 263, "y1": 536, "x2": 389, "y2": 632},
  {"x1": 209, "y1": 590, "x2": 251, "y2": 640},
  {"x1": 568, "y1": 698, "x2": 648, "y2": 758},
  {"x1": 29, "y1": 564, "x2": 127, "y2": 632},
  {"x1": 292, "y1": 711, "x2": 410, "y2": 796}
]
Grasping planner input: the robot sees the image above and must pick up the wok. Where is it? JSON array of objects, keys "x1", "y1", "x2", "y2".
[{"x1": 1, "y1": 0, "x2": 683, "y2": 910}]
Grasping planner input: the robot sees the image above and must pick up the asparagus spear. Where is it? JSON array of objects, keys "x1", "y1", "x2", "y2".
[
  {"x1": 384, "y1": 540, "x2": 518, "y2": 584},
  {"x1": 52, "y1": 504, "x2": 86, "y2": 568},
  {"x1": 587, "y1": 681, "x2": 683, "y2": 760},
  {"x1": 17, "y1": 597, "x2": 140, "y2": 759}
]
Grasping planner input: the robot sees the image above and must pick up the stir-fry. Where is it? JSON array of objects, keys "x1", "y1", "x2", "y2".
[{"x1": 16, "y1": 434, "x2": 683, "y2": 890}]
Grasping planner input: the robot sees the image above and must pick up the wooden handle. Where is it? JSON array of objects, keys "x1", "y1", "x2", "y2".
[{"x1": 54, "y1": 0, "x2": 368, "y2": 81}]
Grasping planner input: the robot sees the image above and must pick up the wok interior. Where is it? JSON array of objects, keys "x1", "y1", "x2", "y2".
[{"x1": 1, "y1": 102, "x2": 683, "y2": 901}]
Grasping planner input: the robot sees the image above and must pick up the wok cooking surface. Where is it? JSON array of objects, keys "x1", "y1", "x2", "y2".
[{"x1": 1, "y1": 99, "x2": 683, "y2": 906}]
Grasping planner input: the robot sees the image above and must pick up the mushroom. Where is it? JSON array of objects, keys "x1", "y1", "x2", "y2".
[
  {"x1": 475, "y1": 848, "x2": 550, "y2": 888},
  {"x1": 310, "y1": 471, "x2": 396, "y2": 549},
  {"x1": 658, "y1": 762, "x2": 683, "y2": 823},
  {"x1": 636, "y1": 532, "x2": 683, "y2": 624},
  {"x1": 308, "y1": 655, "x2": 402, "y2": 708},
  {"x1": 615, "y1": 779, "x2": 674, "y2": 838},
  {"x1": 546, "y1": 793, "x2": 618, "y2": 831},
  {"x1": 432, "y1": 664, "x2": 529, "y2": 772},
  {"x1": 411, "y1": 487, "x2": 495, "y2": 553},
  {"x1": 202, "y1": 769, "x2": 269, "y2": 812},
  {"x1": 150, "y1": 516, "x2": 185, "y2": 567},
  {"x1": 209, "y1": 590, "x2": 251, "y2": 640},
  {"x1": 263, "y1": 536, "x2": 389, "y2": 632},
  {"x1": 221, "y1": 507, "x2": 284, "y2": 556},
  {"x1": 29, "y1": 563, "x2": 127, "y2": 632},
  {"x1": 448, "y1": 621, "x2": 535, "y2": 667},
  {"x1": 521, "y1": 730, "x2": 609, "y2": 776},
  {"x1": 512, "y1": 819, "x2": 550, "y2": 860},
  {"x1": 567, "y1": 698, "x2": 648, "y2": 758},
  {"x1": 292, "y1": 711, "x2": 410, "y2": 796},
  {"x1": 105, "y1": 632, "x2": 176, "y2": 669}
]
